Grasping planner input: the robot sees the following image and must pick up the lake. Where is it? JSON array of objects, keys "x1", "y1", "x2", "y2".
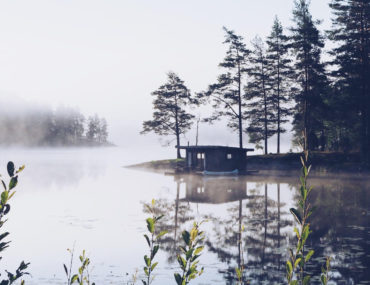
[{"x1": 0, "y1": 147, "x2": 369, "y2": 284}]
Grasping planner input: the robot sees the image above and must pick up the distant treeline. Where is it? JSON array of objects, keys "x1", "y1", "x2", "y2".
[
  {"x1": 0, "y1": 104, "x2": 110, "y2": 147},
  {"x1": 142, "y1": 0, "x2": 370, "y2": 164}
]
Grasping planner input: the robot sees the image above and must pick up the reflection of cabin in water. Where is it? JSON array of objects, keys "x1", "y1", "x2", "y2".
[
  {"x1": 181, "y1": 176, "x2": 249, "y2": 203},
  {"x1": 177, "y1": 145, "x2": 254, "y2": 173}
]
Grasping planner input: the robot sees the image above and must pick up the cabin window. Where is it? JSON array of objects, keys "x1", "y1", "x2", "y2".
[
  {"x1": 227, "y1": 153, "x2": 232, "y2": 159},
  {"x1": 197, "y1": 153, "x2": 204, "y2": 159},
  {"x1": 197, "y1": 187, "x2": 204, "y2": 193}
]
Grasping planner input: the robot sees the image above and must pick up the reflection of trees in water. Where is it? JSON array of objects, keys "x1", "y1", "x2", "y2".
[
  {"x1": 142, "y1": 180, "x2": 195, "y2": 263},
  {"x1": 294, "y1": 180, "x2": 370, "y2": 284},
  {"x1": 204, "y1": 182, "x2": 291, "y2": 284},
  {"x1": 143, "y1": 174, "x2": 370, "y2": 283}
]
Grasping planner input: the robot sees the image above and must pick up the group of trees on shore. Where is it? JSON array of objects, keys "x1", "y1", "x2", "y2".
[
  {"x1": 142, "y1": 0, "x2": 370, "y2": 164},
  {"x1": 0, "y1": 105, "x2": 109, "y2": 147}
]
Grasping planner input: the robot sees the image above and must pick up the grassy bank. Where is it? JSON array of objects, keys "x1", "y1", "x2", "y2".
[{"x1": 127, "y1": 152, "x2": 369, "y2": 175}]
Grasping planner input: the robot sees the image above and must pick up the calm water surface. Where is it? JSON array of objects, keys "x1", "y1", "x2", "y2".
[{"x1": 0, "y1": 148, "x2": 369, "y2": 284}]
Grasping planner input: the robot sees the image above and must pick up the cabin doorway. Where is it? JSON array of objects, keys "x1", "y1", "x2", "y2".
[{"x1": 196, "y1": 152, "x2": 205, "y2": 171}]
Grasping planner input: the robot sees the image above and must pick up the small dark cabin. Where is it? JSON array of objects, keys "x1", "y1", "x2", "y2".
[{"x1": 177, "y1": 145, "x2": 254, "y2": 172}]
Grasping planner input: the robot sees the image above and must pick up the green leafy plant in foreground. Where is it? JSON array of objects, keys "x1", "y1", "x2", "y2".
[
  {"x1": 286, "y1": 151, "x2": 331, "y2": 285},
  {"x1": 235, "y1": 225, "x2": 248, "y2": 285},
  {"x1": 142, "y1": 199, "x2": 167, "y2": 285},
  {"x1": 320, "y1": 257, "x2": 331, "y2": 285},
  {"x1": 0, "y1": 161, "x2": 29, "y2": 285},
  {"x1": 174, "y1": 221, "x2": 205, "y2": 285},
  {"x1": 64, "y1": 248, "x2": 95, "y2": 285}
]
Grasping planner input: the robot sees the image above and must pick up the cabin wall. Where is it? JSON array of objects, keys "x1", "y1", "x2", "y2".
[{"x1": 204, "y1": 149, "x2": 246, "y2": 171}]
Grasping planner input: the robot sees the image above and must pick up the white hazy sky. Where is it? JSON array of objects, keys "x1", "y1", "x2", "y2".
[{"x1": 0, "y1": 0, "x2": 332, "y2": 152}]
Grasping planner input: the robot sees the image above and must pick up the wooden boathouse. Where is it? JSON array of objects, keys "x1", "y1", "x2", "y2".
[{"x1": 177, "y1": 145, "x2": 254, "y2": 173}]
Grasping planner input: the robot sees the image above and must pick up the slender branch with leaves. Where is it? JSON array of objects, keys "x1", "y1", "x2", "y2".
[
  {"x1": 0, "y1": 161, "x2": 29, "y2": 285},
  {"x1": 320, "y1": 257, "x2": 331, "y2": 285},
  {"x1": 286, "y1": 149, "x2": 332, "y2": 285},
  {"x1": 174, "y1": 221, "x2": 205, "y2": 285},
  {"x1": 235, "y1": 225, "x2": 248, "y2": 285},
  {"x1": 142, "y1": 199, "x2": 167, "y2": 285},
  {"x1": 286, "y1": 150, "x2": 314, "y2": 285},
  {"x1": 64, "y1": 248, "x2": 95, "y2": 285}
]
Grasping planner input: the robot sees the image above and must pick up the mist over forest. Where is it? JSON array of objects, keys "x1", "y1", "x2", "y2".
[{"x1": 0, "y1": 100, "x2": 110, "y2": 147}]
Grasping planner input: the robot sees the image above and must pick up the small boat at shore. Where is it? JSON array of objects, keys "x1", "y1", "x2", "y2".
[{"x1": 203, "y1": 169, "x2": 239, "y2": 176}]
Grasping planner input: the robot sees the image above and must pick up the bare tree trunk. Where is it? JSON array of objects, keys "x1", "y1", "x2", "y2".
[
  {"x1": 262, "y1": 60, "x2": 268, "y2": 154},
  {"x1": 277, "y1": 47, "x2": 281, "y2": 154},
  {"x1": 238, "y1": 62, "x2": 243, "y2": 149}
]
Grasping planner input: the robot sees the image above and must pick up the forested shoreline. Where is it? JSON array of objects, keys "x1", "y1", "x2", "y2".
[
  {"x1": 141, "y1": 0, "x2": 370, "y2": 165},
  {"x1": 0, "y1": 104, "x2": 111, "y2": 147}
]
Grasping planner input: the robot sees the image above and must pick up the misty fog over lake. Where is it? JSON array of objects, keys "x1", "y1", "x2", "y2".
[
  {"x1": 1, "y1": 0, "x2": 369, "y2": 284},
  {"x1": 1, "y1": 147, "x2": 368, "y2": 284}
]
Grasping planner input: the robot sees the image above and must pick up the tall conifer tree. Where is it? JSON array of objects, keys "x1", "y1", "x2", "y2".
[
  {"x1": 203, "y1": 27, "x2": 250, "y2": 148},
  {"x1": 290, "y1": 0, "x2": 329, "y2": 151},
  {"x1": 266, "y1": 17, "x2": 294, "y2": 153},
  {"x1": 245, "y1": 36, "x2": 275, "y2": 154},
  {"x1": 328, "y1": 0, "x2": 370, "y2": 162},
  {"x1": 141, "y1": 72, "x2": 195, "y2": 158}
]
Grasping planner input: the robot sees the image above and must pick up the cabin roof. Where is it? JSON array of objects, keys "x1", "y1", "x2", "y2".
[{"x1": 177, "y1": 145, "x2": 254, "y2": 152}]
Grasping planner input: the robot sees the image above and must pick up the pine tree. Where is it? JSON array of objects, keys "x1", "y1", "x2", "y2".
[
  {"x1": 245, "y1": 36, "x2": 275, "y2": 154},
  {"x1": 290, "y1": 0, "x2": 329, "y2": 151},
  {"x1": 87, "y1": 114, "x2": 100, "y2": 143},
  {"x1": 98, "y1": 118, "x2": 108, "y2": 143},
  {"x1": 328, "y1": 0, "x2": 370, "y2": 162},
  {"x1": 203, "y1": 27, "x2": 250, "y2": 148},
  {"x1": 141, "y1": 72, "x2": 195, "y2": 158},
  {"x1": 266, "y1": 17, "x2": 294, "y2": 154}
]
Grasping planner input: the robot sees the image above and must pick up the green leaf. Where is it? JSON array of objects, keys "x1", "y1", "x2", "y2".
[
  {"x1": 182, "y1": 231, "x2": 190, "y2": 246},
  {"x1": 290, "y1": 208, "x2": 302, "y2": 225},
  {"x1": 286, "y1": 261, "x2": 293, "y2": 274},
  {"x1": 152, "y1": 245, "x2": 159, "y2": 259},
  {"x1": 144, "y1": 234, "x2": 150, "y2": 247},
  {"x1": 16, "y1": 165, "x2": 25, "y2": 174},
  {"x1": 194, "y1": 246, "x2": 204, "y2": 255},
  {"x1": 7, "y1": 162, "x2": 15, "y2": 177},
  {"x1": 305, "y1": 250, "x2": 314, "y2": 262},
  {"x1": 235, "y1": 267, "x2": 241, "y2": 279},
  {"x1": 186, "y1": 248, "x2": 194, "y2": 260},
  {"x1": 144, "y1": 255, "x2": 151, "y2": 267},
  {"x1": 293, "y1": 227, "x2": 300, "y2": 239},
  {"x1": 146, "y1": 218, "x2": 155, "y2": 233},
  {"x1": 294, "y1": 258, "x2": 301, "y2": 269},
  {"x1": 177, "y1": 255, "x2": 187, "y2": 270},
  {"x1": 302, "y1": 224, "x2": 310, "y2": 242},
  {"x1": 303, "y1": 166, "x2": 308, "y2": 177},
  {"x1": 151, "y1": 262, "x2": 158, "y2": 271},
  {"x1": 174, "y1": 273, "x2": 182, "y2": 285},
  {"x1": 156, "y1": 231, "x2": 167, "y2": 240},
  {"x1": 71, "y1": 274, "x2": 79, "y2": 283},
  {"x1": 321, "y1": 274, "x2": 327, "y2": 285},
  {"x1": 1, "y1": 190, "x2": 9, "y2": 205},
  {"x1": 63, "y1": 264, "x2": 68, "y2": 276},
  {"x1": 303, "y1": 275, "x2": 311, "y2": 285},
  {"x1": 9, "y1": 176, "x2": 18, "y2": 190},
  {"x1": 155, "y1": 214, "x2": 164, "y2": 222},
  {"x1": 144, "y1": 266, "x2": 149, "y2": 276}
]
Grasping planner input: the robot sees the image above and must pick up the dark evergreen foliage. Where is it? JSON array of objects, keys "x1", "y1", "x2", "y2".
[
  {"x1": 266, "y1": 17, "x2": 295, "y2": 153},
  {"x1": 245, "y1": 36, "x2": 275, "y2": 154},
  {"x1": 289, "y1": 0, "x2": 330, "y2": 151},
  {"x1": 202, "y1": 27, "x2": 251, "y2": 148},
  {"x1": 141, "y1": 72, "x2": 196, "y2": 158},
  {"x1": 328, "y1": 0, "x2": 370, "y2": 162}
]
